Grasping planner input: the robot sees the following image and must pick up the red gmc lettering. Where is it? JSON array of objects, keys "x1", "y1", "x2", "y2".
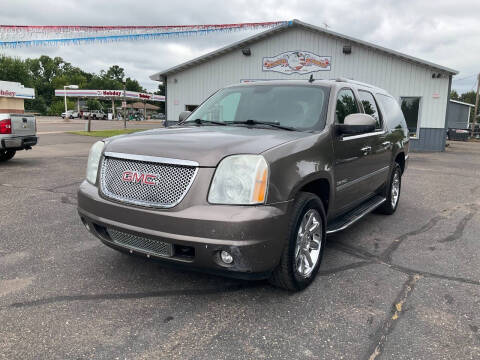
[
  {"x1": 132, "y1": 172, "x2": 145, "y2": 183},
  {"x1": 122, "y1": 171, "x2": 133, "y2": 181},
  {"x1": 144, "y1": 174, "x2": 156, "y2": 185},
  {"x1": 122, "y1": 171, "x2": 156, "y2": 185}
]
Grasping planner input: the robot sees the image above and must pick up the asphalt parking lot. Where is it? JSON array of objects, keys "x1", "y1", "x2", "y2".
[{"x1": 1, "y1": 134, "x2": 479, "y2": 360}]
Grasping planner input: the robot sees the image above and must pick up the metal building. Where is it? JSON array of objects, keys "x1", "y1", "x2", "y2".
[
  {"x1": 150, "y1": 20, "x2": 458, "y2": 151},
  {"x1": 447, "y1": 100, "x2": 475, "y2": 130}
]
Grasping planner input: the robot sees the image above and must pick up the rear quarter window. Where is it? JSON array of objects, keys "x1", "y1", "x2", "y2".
[{"x1": 376, "y1": 94, "x2": 408, "y2": 136}]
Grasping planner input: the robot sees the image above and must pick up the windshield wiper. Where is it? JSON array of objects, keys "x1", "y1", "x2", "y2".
[
  {"x1": 184, "y1": 118, "x2": 227, "y2": 126},
  {"x1": 230, "y1": 119, "x2": 296, "y2": 131}
]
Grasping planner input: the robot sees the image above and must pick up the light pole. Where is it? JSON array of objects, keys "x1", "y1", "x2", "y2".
[{"x1": 63, "y1": 84, "x2": 79, "y2": 121}]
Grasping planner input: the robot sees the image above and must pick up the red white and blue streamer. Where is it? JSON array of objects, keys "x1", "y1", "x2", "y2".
[{"x1": 0, "y1": 22, "x2": 289, "y2": 48}]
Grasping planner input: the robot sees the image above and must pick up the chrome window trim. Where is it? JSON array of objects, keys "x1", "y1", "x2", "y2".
[
  {"x1": 103, "y1": 151, "x2": 199, "y2": 167},
  {"x1": 340, "y1": 130, "x2": 386, "y2": 141},
  {"x1": 100, "y1": 154, "x2": 198, "y2": 209},
  {"x1": 336, "y1": 165, "x2": 389, "y2": 191}
]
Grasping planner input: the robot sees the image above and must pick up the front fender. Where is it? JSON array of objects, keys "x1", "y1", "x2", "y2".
[{"x1": 262, "y1": 131, "x2": 335, "y2": 204}]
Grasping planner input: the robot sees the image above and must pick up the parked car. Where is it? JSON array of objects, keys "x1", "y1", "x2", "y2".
[
  {"x1": 90, "y1": 110, "x2": 107, "y2": 120},
  {"x1": 78, "y1": 79, "x2": 409, "y2": 291},
  {"x1": 0, "y1": 113, "x2": 37, "y2": 162},
  {"x1": 61, "y1": 110, "x2": 80, "y2": 119},
  {"x1": 151, "y1": 113, "x2": 166, "y2": 120}
]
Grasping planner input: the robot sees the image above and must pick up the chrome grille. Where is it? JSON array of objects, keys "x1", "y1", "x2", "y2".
[
  {"x1": 100, "y1": 155, "x2": 197, "y2": 208},
  {"x1": 108, "y1": 228, "x2": 173, "y2": 257}
]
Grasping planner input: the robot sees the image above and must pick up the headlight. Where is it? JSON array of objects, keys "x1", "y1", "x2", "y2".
[
  {"x1": 208, "y1": 155, "x2": 269, "y2": 205},
  {"x1": 86, "y1": 141, "x2": 104, "y2": 184}
]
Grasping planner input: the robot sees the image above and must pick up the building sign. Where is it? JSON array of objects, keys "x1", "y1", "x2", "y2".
[
  {"x1": 0, "y1": 81, "x2": 35, "y2": 99},
  {"x1": 0, "y1": 89, "x2": 16, "y2": 97},
  {"x1": 263, "y1": 51, "x2": 331, "y2": 75},
  {"x1": 99, "y1": 90, "x2": 122, "y2": 97}
]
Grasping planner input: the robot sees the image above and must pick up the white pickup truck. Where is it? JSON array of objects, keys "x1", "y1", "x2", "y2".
[{"x1": 0, "y1": 113, "x2": 37, "y2": 162}]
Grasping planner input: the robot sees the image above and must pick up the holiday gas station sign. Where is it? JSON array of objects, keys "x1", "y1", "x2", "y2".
[
  {"x1": 54, "y1": 89, "x2": 164, "y2": 102},
  {"x1": 0, "y1": 81, "x2": 35, "y2": 99}
]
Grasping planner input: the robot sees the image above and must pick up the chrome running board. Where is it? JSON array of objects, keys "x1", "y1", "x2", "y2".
[{"x1": 326, "y1": 195, "x2": 386, "y2": 234}]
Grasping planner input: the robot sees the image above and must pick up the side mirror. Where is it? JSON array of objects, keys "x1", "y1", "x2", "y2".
[
  {"x1": 179, "y1": 111, "x2": 192, "y2": 122},
  {"x1": 336, "y1": 113, "x2": 376, "y2": 135}
]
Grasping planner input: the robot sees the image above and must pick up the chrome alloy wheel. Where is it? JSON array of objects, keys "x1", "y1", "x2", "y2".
[
  {"x1": 295, "y1": 209, "x2": 322, "y2": 278},
  {"x1": 391, "y1": 170, "x2": 400, "y2": 208}
]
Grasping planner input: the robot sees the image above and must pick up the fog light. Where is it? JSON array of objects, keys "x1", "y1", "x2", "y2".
[{"x1": 220, "y1": 250, "x2": 233, "y2": 264}]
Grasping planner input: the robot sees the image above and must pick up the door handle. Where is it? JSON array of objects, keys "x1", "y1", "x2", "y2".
[
  {"x1": 360, "y1": 146, "x2": 372, "y2": 155},
  {"x1": 382, "y1": 141, "x2": 391, "y2": 148}
]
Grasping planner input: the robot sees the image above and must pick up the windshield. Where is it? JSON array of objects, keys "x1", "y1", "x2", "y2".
[{"x1": 185, "y1": 85, "x2": 330, "y2": 131}]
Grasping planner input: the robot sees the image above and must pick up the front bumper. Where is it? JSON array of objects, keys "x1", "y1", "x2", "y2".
[
  {"x1": 1, "y1": 136, "x2": 38, "y2": 150},
  {"x1": 77, "y1": 181, "x2": 291, "y2": 279}
]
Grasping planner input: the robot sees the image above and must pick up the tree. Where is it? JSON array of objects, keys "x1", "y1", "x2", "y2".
[
  {"x1": 155, "y1": 82, "x2": 165, "y2": 96},
  {"x1": 154, "y1": 82, "x2": 166, "y2": 113},
  {"x1": 86, "y1": 99, "x2": 102, "y2": 110},
  {"x1": 125, "y1": 77, "x2": 144, "y2": 92},
  {"x1": 105, "y1": 65, "x2": 125, "y2": 83},
  {"x1": 0, "y1": 55, "x2": 31, "y2": 86},
  {"x1": 0, "y1": 54, "x2": 149, "y2": 115},
  {"x1": 48, "y1": 99, "x2": 75, "y2": 116},
  {"x1": 25, "y1": 97, "x2": 47, "y2": 114},
  {"x1": 450, "y1": 90, "x2": 459, "y2": 100},
  {"x1": 457, "y1": 91, "x2": 477, "y2": 123}
]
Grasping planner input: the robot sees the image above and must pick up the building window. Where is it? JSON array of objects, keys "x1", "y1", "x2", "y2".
[
  {"x1": 358, "y1": 90, "x2": 382, "y2": 129},
  {"x1": 185, "y1": 105, "x2": 198, "y2": 112},
  {"x1": 335, "y1": 88, "x2": 359, "y2": 124},
  {"x1": 400, "y1": 97, "x2": 420, "y2": 137}
]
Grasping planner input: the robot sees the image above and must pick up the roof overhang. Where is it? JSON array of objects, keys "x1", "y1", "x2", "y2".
[
  {"x1": 150, "y1": 19, "x2": 458, "y2": 82},
  {"x1": 450, "y1": 99, "x2": 475, "y2": 107}
]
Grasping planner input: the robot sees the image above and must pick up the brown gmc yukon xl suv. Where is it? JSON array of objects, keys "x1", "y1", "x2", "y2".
[{"x1": 78, "y1": 79, "x2": 409, "y2": 291}]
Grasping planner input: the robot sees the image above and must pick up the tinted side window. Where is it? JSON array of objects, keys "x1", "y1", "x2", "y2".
[
  {"x1": 376, "y1": 94, "x2": 408, "y2": 135},
  {"x1": 335, "y1": 89, "x2": 359, "y2": 124},
  {"x1": 358, "y1": 90, "x2": 382, "y2": 129}
]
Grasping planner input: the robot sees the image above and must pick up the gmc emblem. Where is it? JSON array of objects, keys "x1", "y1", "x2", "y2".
[{"x1": 122, "y1": 171, "x2": 158, "y2": 185}]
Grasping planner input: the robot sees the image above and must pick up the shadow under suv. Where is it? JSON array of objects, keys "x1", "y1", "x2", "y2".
[{"x1": 78, "y1": 78, "x2": 409, "y2": 291}]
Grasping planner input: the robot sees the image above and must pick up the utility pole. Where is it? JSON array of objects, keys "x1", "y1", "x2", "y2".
[{"x1": 474, "y1": 73, "x2": 480, "y2": 130}]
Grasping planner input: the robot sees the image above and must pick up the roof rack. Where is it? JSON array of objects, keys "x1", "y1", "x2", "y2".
[{"x1": 334, "y1": 77, "x2": 379, "y2": 89}]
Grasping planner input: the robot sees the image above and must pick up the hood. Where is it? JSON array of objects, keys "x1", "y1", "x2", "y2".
[{"x1": 104, "y1": 125, "x2": 309, "y2": 167}]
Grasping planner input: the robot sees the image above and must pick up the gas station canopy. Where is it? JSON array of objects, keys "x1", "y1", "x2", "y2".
[{"x1": 54, "y1": 89, "x2": 164, "y2": 102}]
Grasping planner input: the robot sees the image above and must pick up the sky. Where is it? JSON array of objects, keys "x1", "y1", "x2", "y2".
[{"x1": 0, "y1": 0, "x2": 479, "y2": 94}]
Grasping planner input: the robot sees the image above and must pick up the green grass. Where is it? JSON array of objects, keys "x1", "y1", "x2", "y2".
[{"x1": 69, "y1": 129, "x2": 144, "y2": 137}]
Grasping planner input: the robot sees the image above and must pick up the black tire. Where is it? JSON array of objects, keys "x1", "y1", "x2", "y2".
[
  {"x1": 0, "y1": 150, "x2": 16, "y2": 162},
  {"x1": 269, "y1": 192, "x2": 327, "y2": 291},
  {"x1": 69, "y1": 115, "x2": 73, "y2": 119},
  {"x1": 93, "y1": 115, "x2": 97, "y2": 120},
  {"x1": 377, "y1": 163, "x2": 402, "y2": 215}
]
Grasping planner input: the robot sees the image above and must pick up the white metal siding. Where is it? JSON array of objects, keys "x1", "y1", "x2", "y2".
[{"x1": 166, "y1": 27, "x2": 449, "y2": 129}]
